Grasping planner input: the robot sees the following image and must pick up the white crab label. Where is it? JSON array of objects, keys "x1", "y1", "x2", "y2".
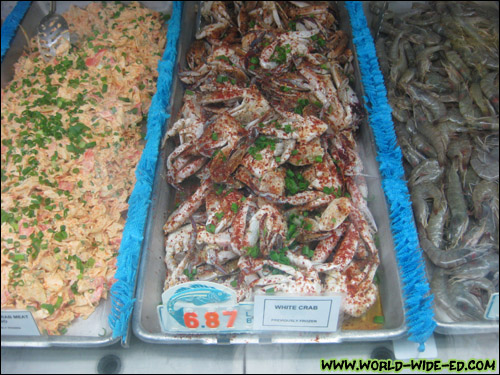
[
  {"x1": 253, "y1": 295, "x2": 342, "y2": 332},
  {"x1": 484, "y1": 293, "x2": 499, "y2": 320},
  {"x1": 1, "y1": 310, "x2": 40, "y2": 336}
]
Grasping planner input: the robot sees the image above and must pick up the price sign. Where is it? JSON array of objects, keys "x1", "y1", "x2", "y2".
[
  {"x1": 484, "y1": 293, "x2": 499, "y2": 320},
  {"x1": 158, "y1": 281, "x2": 254, "y2": 333}
]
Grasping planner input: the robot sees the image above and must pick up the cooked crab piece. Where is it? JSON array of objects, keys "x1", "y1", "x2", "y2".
[
  {"x1": 345, "y1": 175, "x2": 377, "y2": 232},
  {"x1": 230, "y1": 197, "x2": 259, "y2": 256},
  {"x1": 314, "y1": 223, "x2": 360, "y2": 273},
  {"x1": 166, "y1": 142, "x2": 208, "y2": 186},
  {"x1": 326, "y1": 30, "x2": 349, "y2": 60},
  {"x1": 205, "y1": 189, "x2": 244, "y2": 233},
  {"x1": 196, "y1": 228, "x2": 232, "y2": 247},
  {"x1": 200, "y1": 1, "x2": 233, "y2": 25},
  {"x1": 164, "y1": 117, "x2": 205, "y2": 146},
  {"x1": 196, "y1": 112, "x2": 247, "y2": 158},
  {"x1": 298, "y1": 64, "x2": 348, "y2": 131},
  {"x1": 163, "y1": 180, "x2": 212, "y2": 234},
  {"x1": 244, "y1": 203, "x2": 287, "y2": 256},
  {"x1": 287, "y1": 137, "x2": 325, "y2": 166},
  {"x1": 259, "y1": 30, "x2": 320, "y2": 72},
  {"x1": 324, "y1": 269, "x2": 378, "y2": 317},
  {"x1": 165, "y1": 224, "x2": 194, "y2": 272},
  {"x1": 252, "y1": 259, "x2": 322, "y2": 295},
  {"x1": 241, "y1": 144, "x2": 278, "y2": 177},
  {"x1": 186, "y1": 40, "x2": 211, "y2": 71},
  {"x1": 302, "y1": 150, "x2": 343, "y2": 191},
  {"x1": 311, "y1": 222, "x2": 348, "y2": 263},
  {"x1": 200, "y1": 85, "x2": 271, "y2": 126},
  {"x1": 260, "y1": 168, "x2": 287, "y2": 196},
  {"x1": 318, "y1": 197, "x2": 352, "y2": 231},
  {"x1": 328, "y1": 131, "x2": 364, "y2": 176},
  {"x1": 288, "y1": 3, "x2": 335, "y2": 30},
  {"x1": 248, "y1": 1, "x2": 283, "y2": 29}
]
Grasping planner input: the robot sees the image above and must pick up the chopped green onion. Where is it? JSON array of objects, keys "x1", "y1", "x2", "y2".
[
  {"x1": 216, "y1": 55, "x2": 230, "y2": 62},
  {"x1": 246, "y1": 246, "x2": 260, "y2": 258}
]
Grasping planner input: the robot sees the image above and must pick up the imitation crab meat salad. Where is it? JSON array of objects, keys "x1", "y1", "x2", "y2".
[
  {"x1": 1, "y1": 2, "x2": 167, "y2": 335},
  {"x1": 162, "y1": 1, "x2": 382, "y2": 322}
]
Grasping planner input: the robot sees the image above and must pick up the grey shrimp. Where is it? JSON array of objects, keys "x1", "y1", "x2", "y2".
[
  {"x1": 420, "y1": 236, "x2": 493, "y2": 269},
  {"x1": 410, "y1": 182, "x2": 445, "y2": 229},
  {"x1": 445, "y1": 162, "x2": 469, "y2": 248}
]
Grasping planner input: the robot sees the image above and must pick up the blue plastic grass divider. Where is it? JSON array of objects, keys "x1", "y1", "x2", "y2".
[
  {"x1": 1, "y1": 1, "x2": 32, "y2": 62},
  {"x1": 345, "y1": 2, "x2": 436, "y2": 351},
  {"x1": 109, "y1": 1, "x2": 183, "y2": 343}
]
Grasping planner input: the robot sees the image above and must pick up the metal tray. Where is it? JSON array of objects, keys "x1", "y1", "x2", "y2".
[
  {"x1": 364, "y1": 1, "x2": 499, "y2": 336},
  {"x1": 1, "y1": 0, "x2": 171, "y2": 348},
  {"x1": 132, "y1": 1, "x2": 407, "y2": 345}
]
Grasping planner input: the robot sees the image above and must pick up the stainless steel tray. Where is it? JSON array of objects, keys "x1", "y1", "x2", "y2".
[
  {"x1": 364, "y1": 1, "x2": 499, "y2": 336},
  {"x1": 132, "y1": 1, "x2": 407, "y2": 344},
  {"x1": 1, "y1": 0, "x2": 171, "y2": 348}
]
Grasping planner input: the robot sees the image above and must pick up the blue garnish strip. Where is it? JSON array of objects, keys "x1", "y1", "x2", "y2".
[
  {"x1": 1, "y1": 1, "x2": 32, "y2": 63},
  {"x1": 109, "y1": 1, "x2": 183, "y2": 343}
]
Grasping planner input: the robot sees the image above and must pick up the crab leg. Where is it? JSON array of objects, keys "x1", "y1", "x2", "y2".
[{"x1": 163, "y1": 180, "x2": 211, "y2": 234}]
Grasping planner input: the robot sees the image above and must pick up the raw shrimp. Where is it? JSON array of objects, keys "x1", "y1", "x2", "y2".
[
  {"x1": 406, "y1": 85, "x2": 447, "y2": 121},
  {"x1": 472, "y1": 180, "x2": 499, "y2": 219},
  {"x1": 426, "y1": 198, "x2": 447, "y2": 249},
  {"x1": 431, "y1": 268, "x2": 470, "y2": 321},
  {"x1": 410, "y1": 182, "x2": 445, "y2": 229},
  {"x1": 445, "y1": 163, "x2": 469, "y2": 247},
  {"x1": 420, "y1": 236, "x2": 493, "y2": 269},
  {"x1": 413, "y1": 106, "x2": 448, "y2": 165},
  {"x1": 470, "y1": 144, "x2": 499, "y2": 182},
  {"x1": 446, "y1": 138, "x2": 472, "y2": 175},
  {"x1": 411, "y1": 133, "x2": 438, "y2": 159},
  {"x1": 408, "y1": 159, "x2": 443, "y2": 187}
]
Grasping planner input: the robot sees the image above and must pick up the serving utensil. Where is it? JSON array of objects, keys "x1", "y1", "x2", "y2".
[{"x1": 36, "y1": 1, "x2": 70, "y2": 60}]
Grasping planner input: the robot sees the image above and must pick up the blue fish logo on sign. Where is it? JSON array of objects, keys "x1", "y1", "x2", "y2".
[{"x1": 167, "y1": 283, "x2": 232, "y2": 326}]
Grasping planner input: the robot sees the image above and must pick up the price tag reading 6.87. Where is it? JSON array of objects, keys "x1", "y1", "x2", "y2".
[{"x1": 184, "y1": 310, "x2": 238, "y2": 329}]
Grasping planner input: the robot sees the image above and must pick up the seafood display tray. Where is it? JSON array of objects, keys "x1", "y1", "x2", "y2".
[
  {"x1": 132, "y1": 1, "x2": 407, "y2": 345},
  {"x1": 0, "y1": 1, "x2": 171, "y2": 348},
  {"x1": 363, "y1": 2, "x2": 499, "y2": 336}
]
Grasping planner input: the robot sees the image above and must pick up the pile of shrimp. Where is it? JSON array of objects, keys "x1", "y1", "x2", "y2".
[
  {"x1": 162, "y1": 1, "x2": 381, "y2": 319},
  {"x1": 1, "y1": 2, "x2": 166, "y2": 334},
  {"x1": 372, "y1": 1, "x2": 499, "y2": 322}
]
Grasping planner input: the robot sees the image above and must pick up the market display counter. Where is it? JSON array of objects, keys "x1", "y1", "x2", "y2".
[
  {"x1": 1, "y1": 1, "x2": 498, "y2": 373},
  {"x1": 2, "y1": 333, "x2": 499, "y2": 374}
]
